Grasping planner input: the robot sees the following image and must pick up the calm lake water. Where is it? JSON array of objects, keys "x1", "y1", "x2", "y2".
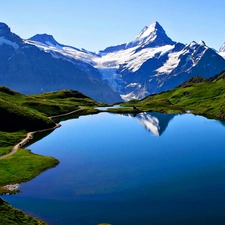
[{"x1": 3, "y1": 112, "x2": 225, "y2": 225}]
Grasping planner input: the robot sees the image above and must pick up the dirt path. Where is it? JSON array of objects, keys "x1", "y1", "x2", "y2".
[
  {"x1": 0, "y1": 107, "x2": 84, "y2": 160},
  {"x1": 49, "y1": 106, "x2": 84, "y2": 119}
]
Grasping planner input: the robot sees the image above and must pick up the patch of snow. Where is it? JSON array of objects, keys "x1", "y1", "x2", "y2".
[
  {"x1": 156, "y1": 50, "x2": 181, "y2": 74},
  {"x1": 126, "y1": 83, "x2": 139, "y2": 88},
  {"x1": 219, "y1": 52, "x2": 225, "y2": 59},
  {"x1": 98, "y1": 67, "x2": 123, "y2": 92},
  {"x1": 96, "y1": 44, "x2": 174, "y2": 73},
  {"x1": 189, "y1": 41, "x2": 197, "y2": 50},
  {"x1": 121, "y1": 92, "x2": 138, "y2": 101},
  {"x1": 0, "y1": 36, "x2": 19, "y2": 50},
  {"x1": 198, "y1": 40, "x2": 206, "y2": 46},
  {"x1": 126, "y1": 45, "x2": 174, "y2": 72},
  {"x1": 25, "y1": 39, "x2": 97, "y2": 66},
  {"x1": 46, "y1": 41, "x2": 63, "y2": 50},
  {"x1": 135, "y1": 26, "x2": 149, "y2": 39}
]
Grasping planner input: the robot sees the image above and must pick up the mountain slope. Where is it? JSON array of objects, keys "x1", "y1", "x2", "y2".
[
  {"x1": 122, "y1": 70, "x2": 225, "y2": 120},
  {"x1": 27, "y1": 21, "x2": 225, "y2": 101},
  {"x1": 98, "y1": 35, "x2": 225, "y2": 101},
  {"x1": 0, "y1": 86, "x2": 101, "y2": 132},
  {"x1": 0, "y1": 23, "x2": 122, "y2": 103}
]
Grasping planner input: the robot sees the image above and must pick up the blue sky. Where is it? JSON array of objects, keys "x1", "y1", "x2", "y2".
[{"x1": 1, "y1": 0, "x2": 225, "y2": 52}]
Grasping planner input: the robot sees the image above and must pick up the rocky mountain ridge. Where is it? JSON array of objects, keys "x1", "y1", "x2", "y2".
[
  {"x1": 27, "y1": 21, "x2": 225, "y2": 101},
  {"x1": 0, "y1": 23, "x2": 122, "y2": 103},
  {"x1": 1, "y1": 21, "x2": 225, "y2": 102}
]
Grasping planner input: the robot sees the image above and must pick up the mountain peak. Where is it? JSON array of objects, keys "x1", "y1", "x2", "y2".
[
  {"x1": 101, "y1": 21, "x2": 175, "y2": 53},
  {"x1": 198, "y1": 40, "x2": 206, "y2": 46},
  {"x1": 135, "y1": 21, "x2": 163, "y2": 40},
  {"x1": 0, "y1": 22, "x2": 22, "y2": 45},
  {"x1": 130, "y1": 21, "x2": 175, "y2": 48},
  {"x1": 29, "y1": 34, "x2": 62, "y2": 47},
  {"x1": 0, "y1": 22, "x2": 10, "y2": 35}
]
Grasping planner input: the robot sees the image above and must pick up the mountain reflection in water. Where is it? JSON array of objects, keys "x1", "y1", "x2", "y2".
[
  {"x1": 127, "y1": 112, "x2": 176, "y2": 136},
  {"x1": 4, "y1": 112, "x2": 225, "y2": 225}
]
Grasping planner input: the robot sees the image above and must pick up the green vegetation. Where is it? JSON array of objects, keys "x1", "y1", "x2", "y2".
[
  {"x1": 1, "y1": 72, "x2": 225, "y2": 223},
  {"x1": 0, "y1": 87, "x2": 102, "y2": 191},
  {"x1": 106, "y1": 107, "x2": 140, "y2": 114},
  {"x1": 0, "y1": 87, "x2": 104, "y2": 223},
  {"x1": 0, "y1": 87, "x2": 102, "y2": 186},
  {"x1": 0, "y1": 149, "x2": 59, "y2": 188},
  {"x1": 121, "y1": 71, "x2": 225, "y2": 120},
  {"x1": 0, "y1": 147, "x2": 13, "y2": 157},
  {"x1": 0, "y1": 88, "x2": 103, "y2": 132},
  {"x1": 27, "y1": 90, "x2": 101, "y2": 116},
  {"x1": 0, "y1": 131, "x2": 26, "y2": 157},
  {"x1": 0, "y1": 198, "x2": 46, "y2": 225},
  {"x1": 0, "y1": 131, "x2": 26, "y2": 147}
]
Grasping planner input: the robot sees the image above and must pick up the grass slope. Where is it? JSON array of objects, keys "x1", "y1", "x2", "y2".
[
  {"x1": 0, "y1": 87, "x2": 102, "y2": 132},
  {"x1": 26, "y1": 90, "x2": 99, "y2": 116},
  {"x1": 0, "y1": 198, "x2": 46, "y2": 225},
  {"x1": 0, "y1": 87, "x2": 102, "y2": 190},
  {"x1": 0, "y1": 87, "x2": 103, "y2": 223},
  {"x1": 121, "y1": 71, "x2": 225, "y2": 120},
  {"x1": 0, "y1": 149, "x2": 59, "y2": 188}
]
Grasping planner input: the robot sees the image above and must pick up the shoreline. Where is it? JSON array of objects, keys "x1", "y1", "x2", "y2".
[
  {"x1": 0, "y1": 123, "x2": 61, "y2": 160},
  {"x1": 0, "y1": 107, "x2": 85, "y2": 160},
  {"x1": 0, "y1": 106, "x2": 86, "y2": 194}
]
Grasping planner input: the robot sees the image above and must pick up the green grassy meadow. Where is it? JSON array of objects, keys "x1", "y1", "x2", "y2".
[{"x1": 120, "y1": 71, "x2": 225, "y2": 120}]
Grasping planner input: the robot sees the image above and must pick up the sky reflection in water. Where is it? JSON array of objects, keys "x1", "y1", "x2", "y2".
[{"x1": 3, "y1": 112, "x2": 225, "y2": 225}]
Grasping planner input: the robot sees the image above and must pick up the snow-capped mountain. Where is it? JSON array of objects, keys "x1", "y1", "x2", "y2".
[
  {"x1": 99, "y1": 21, "x2": 175, "y2": 54},
  {"x1": 97, "y1": 23, "x2": 225, "y2": 101},
  {"x1": 1, "y1": 21, "x2": 225, "y2": 102},
  {"x1": 27, "y1": 21, "x2": 225, "y2": 101},
  {"x1": 0, "y1": 23, "x2": 122, "y2": 103}
]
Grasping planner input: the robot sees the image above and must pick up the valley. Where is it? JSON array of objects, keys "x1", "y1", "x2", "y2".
[
  {"x1": 0, "y1": 68, "x2": 225, "y2": 223},
  {"x1": 1, "y1": 19, "x2": 225, "y2": 225}
]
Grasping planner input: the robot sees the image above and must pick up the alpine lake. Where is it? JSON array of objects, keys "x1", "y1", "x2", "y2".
[{"x1": 3, "y1": 110, "x2": 225, "y2": 225}]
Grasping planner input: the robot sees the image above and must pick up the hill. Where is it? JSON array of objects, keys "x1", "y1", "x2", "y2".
[
  {"x1": 0, "y1": 87, "x2": 104, "y2": 224},
  {"x1": 0, "y1": 86, "x2": 102, "y2": 190},
  {"x1": 121, "y1": 71, "x2": 225, "y2": 120},
  {"x1": 0, "y1": 87, "x2": 100, "y2": 132}
]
